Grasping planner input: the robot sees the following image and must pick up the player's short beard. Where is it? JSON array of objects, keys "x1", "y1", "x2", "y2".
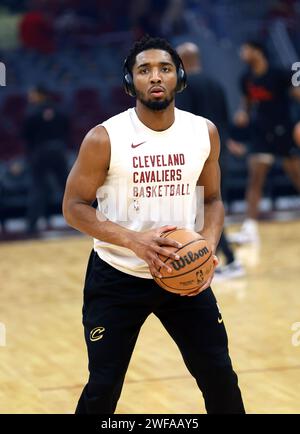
[{"x1": 136, "y1": 90, "x2": 175, "y2": 111}]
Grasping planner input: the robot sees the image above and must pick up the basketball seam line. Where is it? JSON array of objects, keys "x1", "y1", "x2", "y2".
[
  {"x1": 157, "y1": 252, "x2": 213, "y2": 281},
  {"x1": 158, "y1": 238, "x2": 205, "y2": 273},
  {"x1": 157, "y1": 282, "x2": 205, "y2": 292},
  {"x1": 161, "y1": 238, "x2": 204, "y2": 264},
  {"x1": 160, "y1": 228, "x2": 179, "y2": 238}
]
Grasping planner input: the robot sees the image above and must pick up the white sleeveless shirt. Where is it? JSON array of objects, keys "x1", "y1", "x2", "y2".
[{"x1": 94, "y1": 107, "x2": 210, "y2": 278}]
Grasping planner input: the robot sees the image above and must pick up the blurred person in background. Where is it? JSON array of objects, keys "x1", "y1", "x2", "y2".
[
  {"x1": 23, "y1": 85, "x2": 69, "y2": 235},
  {"x1": 130, "y1": 0, "x2": 168, "y2": 38},
  {"x1": 161, "y1": 0, "x2": 187, "y2": 38},
  {"x1": 130, "y1": 0, "x2": 187, "y2": 39},
  {"x1": 176, "y1": 42, "x2": 245, "y2": 280},
  {"x1": 19, "y1": 8, "x2": 55, "y2": 54},
  {"x1": 229, "y1": 40, "x2": 300, "y2": 244}
]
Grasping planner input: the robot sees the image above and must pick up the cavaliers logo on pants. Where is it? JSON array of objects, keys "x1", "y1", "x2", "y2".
[{"x1": 90, "y1": 327, "x2": 105, "y2": 342}]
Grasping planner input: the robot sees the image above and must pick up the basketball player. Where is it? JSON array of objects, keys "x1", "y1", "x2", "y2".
[
  {"x1": 229, "y1": 40, "x2": 300, "y2": 244},
  {"x1": 63, "y1": 36, "x2": 245, "y2": 414}
]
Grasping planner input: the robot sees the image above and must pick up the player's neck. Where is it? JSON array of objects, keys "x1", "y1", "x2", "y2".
[
  {"x1": 135, "y1": 101, "x2": 175, "y2": 132},
  {"x1": 251, "y1": 58, "x2": 268, "y2": 76}
]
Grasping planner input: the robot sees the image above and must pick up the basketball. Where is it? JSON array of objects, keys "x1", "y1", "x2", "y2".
[{"x1": 153, "y1": 228, "x2": 214, "y2": 294}]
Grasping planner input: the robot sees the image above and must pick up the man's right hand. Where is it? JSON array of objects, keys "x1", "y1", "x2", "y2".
[
  {"x1": 234, "y1": 110, "x2": 249, "y2": 128},
  {"x1": 227, "y1": 139, "x2": 247, "y2": 157},
  {"x1": 128, "y1": 225, "x2": 182, "y2": 278}
]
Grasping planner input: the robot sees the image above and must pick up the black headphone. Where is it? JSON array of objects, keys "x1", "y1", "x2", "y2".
[{"x1": 123, "y1": 56, "x2": 187, "y2": 97}]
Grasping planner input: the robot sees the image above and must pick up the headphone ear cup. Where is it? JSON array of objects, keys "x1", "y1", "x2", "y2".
[
  {"x1": 123, "y1": 69, "x2": 136, "y2": 97},
  {"x1": 176, "y1": 67, "x2": 187, "y2": 93}
]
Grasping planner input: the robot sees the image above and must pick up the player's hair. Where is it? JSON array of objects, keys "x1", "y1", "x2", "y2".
[
  {"x1": 126, "y1": 35, "x2": 182, "y2": 73},
  {"x1": 243, "y1": 40, "x2": 269, "y2": 59}
]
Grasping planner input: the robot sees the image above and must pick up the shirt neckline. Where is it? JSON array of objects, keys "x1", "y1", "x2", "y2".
[{"x1": 130, "y1": 107, "x2": 178, "y2": 135}]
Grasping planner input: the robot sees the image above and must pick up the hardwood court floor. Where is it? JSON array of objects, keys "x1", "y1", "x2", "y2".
[{"x1": 0, "y1": 220, "x2": 300, "y2": 414}]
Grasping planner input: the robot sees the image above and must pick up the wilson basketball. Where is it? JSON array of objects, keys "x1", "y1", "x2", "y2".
[{"x1": 153, "y1": 228, "x2": 214, "y2": 294}]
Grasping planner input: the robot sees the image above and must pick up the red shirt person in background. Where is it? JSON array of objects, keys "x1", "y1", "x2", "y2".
[{"x1": 19, "y1": 10, "x2": 55, "y2": 54}]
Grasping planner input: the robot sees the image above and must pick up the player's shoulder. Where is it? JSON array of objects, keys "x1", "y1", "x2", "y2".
[
  {"x1": 100, "y1": 108, "x2": 133, "y2": 128},
  {"x1": 78, "y1": 124, "x2": 109, "y2": 162},
  {"x1": 176, "y1": 108, "x2": 212, "y2": 130},
  {"x1": 86, "y1": 109, "x2": 132, "y2": 143},
  {"x1": 175, "y1": 107, "x2": 207, "y2": 123},
  {"x1": 176, "y1": 109, "x2": 216, "y2": 139}
]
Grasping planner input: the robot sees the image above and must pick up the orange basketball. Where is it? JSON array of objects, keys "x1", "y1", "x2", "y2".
[{"x1": 153, "y1": 228, "x2": 214, "y2": 294}]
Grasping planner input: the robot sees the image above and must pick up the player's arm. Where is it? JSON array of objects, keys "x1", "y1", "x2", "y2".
[
  {"x1": 233, "y1": 73, "x2": 251, "y2": 127},
  {"x1": 62, "y1": 126, "x2": 181, "y2": 278},
  {"x1": 234, "y1": 95, "x2": 251, "y2": 127},
  {"x1": 63, "y1": 125, "x2": 134, "y2": 248},
  {"x1": 229, "y1": 84, "x2": 251, "y2": 156},
  {"x1": 196, "y1": 120, "x2": 225, "y2": 255},
  {"x1": 241, "y1": 94, "x2": 252, "y2": 112}
]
